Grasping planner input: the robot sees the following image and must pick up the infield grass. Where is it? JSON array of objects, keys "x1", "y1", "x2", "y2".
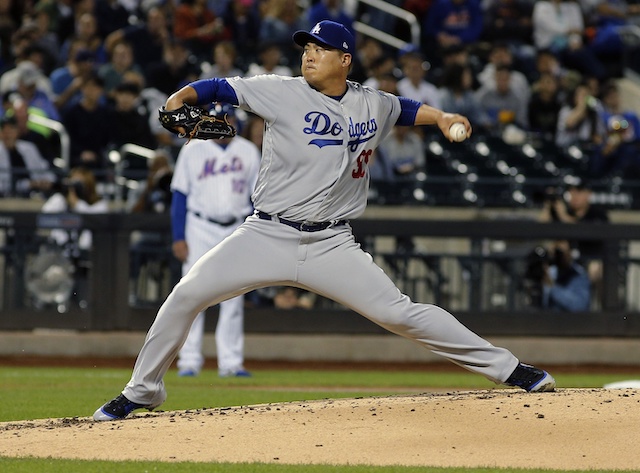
[
  {"x1": 0, "y1": 459, "x2": 621, "y2": 473},
  {"x1": 0, "y1": 365, "x2": 632, "y2": 473}
]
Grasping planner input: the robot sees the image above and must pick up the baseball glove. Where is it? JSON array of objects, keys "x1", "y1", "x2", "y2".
[{"x1": 158, "y1": 103, "x2": 236, "y2": 142}]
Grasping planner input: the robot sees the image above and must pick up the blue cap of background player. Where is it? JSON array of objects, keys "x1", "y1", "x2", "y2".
[{"x1": 293, "y1": 21, "x2": 355, "y2": 54}]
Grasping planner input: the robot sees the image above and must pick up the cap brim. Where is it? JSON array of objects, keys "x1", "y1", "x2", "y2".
[{"x1": 293, "y1": 30, "x2": 339, "y2": 51}]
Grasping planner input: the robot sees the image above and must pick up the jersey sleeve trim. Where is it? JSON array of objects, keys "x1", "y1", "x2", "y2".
[
  {"x1": 191, "y1": 79, "x2": 239, "y2": 106},
  {"x1": 396, "y1": 97, "x2": 421, "y2": 126},
  {"x1": 171, "y1": 190, "x2": 188, "y2": 241}
]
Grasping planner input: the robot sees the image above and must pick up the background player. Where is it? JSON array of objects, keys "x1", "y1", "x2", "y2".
[
  {"x1": 94, "y1": 21, "x2": 555, "y2": 421},
  {"x1": 171, "y1": 103, "x2": 260, "y2": 377}
]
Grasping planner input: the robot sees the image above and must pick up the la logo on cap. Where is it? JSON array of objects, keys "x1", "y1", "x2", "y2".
[{"x1": 311, "y1": 23, "x2": 321, "y2": 34}]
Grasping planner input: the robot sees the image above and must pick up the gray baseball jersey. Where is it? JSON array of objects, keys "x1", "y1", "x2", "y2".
[
  {"x1": 227, "y1": 75, "x2": 401, "y2": 221},
  {"x1": 121, "y1": 75, "x2": 520, "y2": 407}
]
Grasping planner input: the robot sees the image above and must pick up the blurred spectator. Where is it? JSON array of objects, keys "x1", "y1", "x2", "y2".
[
  {"x1": 50, "y1": 45, "x2": 97, "y2": 113},
  {"x1": 41, "y1": 166, "x2": 109, "y2": 308},
  {"x1": 28, "y1": 7, "x2": 61, "y2": 72},
  {"x1": 532, "y1": 0, "x2": 607, "y2": 80},
  {"x1": 42, "y1": 166, "x2": 109, "y2": 250},
  {"x1": 108, "y1": 80, "x2": 158, "y2": 158},
  {"x1": 362, "y1": 54, "x2": 398, "y2": 89},
  {"x1": 12, "y1": 60, "x2": 60, "y2": 122},
  {"x1": 115, "y1": 0, "x2": 141, "y2": 15},
  {"x1": 481, "y1": 0, "x2": 534, "y2": 47},
  {"x1": 477, "y1": 42, "x2": 531, "y2": 102},
  {"x1": 122, "y1": 71, "x2": 180, "y2": 148},
  {"x1": 221, "y1": 0, "x2": 261, "y2": 71},
  {"x1": 0, "y1": 58, "x2": 54, "y2": 100},
  {"x1": 94, "y1": 0, "x2": 131, "y2": 39},
  {"x1": 377, "y1": 71, "x2": 400, "y2": 95},
  {"x1": 105, "y1": 6, "x2": 170, "y2": 73},
  {"x1": 585, "y1": 75, "x2": 602, "y2": 101},
  {"x1": 534, "y1": 49, "x2": 563, "y2": 80},
  {"x1": 145, "y1": 38, "x2": 201, "y2": 96},
  {"x1": 60, "y1": 12, "x2": 108, "y2": 66},
  {"x1": 527, "y1": 72, "x2": 562, "y2": 140},
  {"x1": 307, "y1": 0, "x2": 355, "y2": 35},
  {"x1": 98, "y1": 40, "x2": 144, "y2": 98},
  {"x1": 0, "y1": 114, "x2": 56, "y2": 197},
  {"x1": 523, "y1": 240, "x2": 591, "y2": 312},
  {"x1": 539, "y1": 179, "x2": 609, "y2": 302},
  {"x1": 423, "y1": 0, "x2": 484, "y2": 58},
  {"x1": 601, "y1": 80, "x2": 640, "y2": 125},
  {"x1": 439, "y1": 62, "x2": 488, "y2": 129},
  {"x1": 349, "y1": 36, "x2": 384, "y2": 84},
  {"x1": 592, "y1": 80, "x2": 640, "y2": 177},
  {"x1": 581, "y1": 0, "x2": 640, "y2": 69},
  {"x1": 558, "y1": 69, "x2": 584, "y2": 103},
  {"x1": 555, "y1": 82, "x2": 606, "y2": 149},
  {"x1": 429, "y1": 43, "x2": 478, "y2": 88},
  {"x1": 61, "y1": 71, "x2": 114, "y2": 172},
  {"x1": 258, "y1": 0, "x2": 307, "y2": 66},
  {"x1": 129, "y1": 151, "x2": 173, "y2": 214},
  {"x1": 245, "y1": 41, "x2": 293, "y2": 77},
  {"x1": 200, "y1": 41, "x2": 244, "y2": 79},
  {"x1": 397, "y1": 51, "x2": 441, "y2": 108},
  {"x1": 403, "y1": 0, "x2": 433, "y2": 23},
  {"x1": 173, "y1": 0, "x2": 230, "y2": 60},
  {"x1": 273, "y1": 286, "x2": 316, "y2": 309},
  {"x1": 378, "y1": 125, "x2": 425, "y2": 178},
  {"x1": 9, "y1": 17, "x2": 59, "y2": 76},
  {"x1": 33, "y1": 0, "x2": 76, "y2": 47},
  {"x1": 128, "y1": 151, "x2": 177, "y2": 296},
  {"x1": 0, "y1": 0, "x2": 20, "y2": 69},
  {"x1": 475, "y1": 64, "x2": 529, "y2": 131},
  {"x1": 2, "y1": 92, "x2": 59, "y2": 164}
]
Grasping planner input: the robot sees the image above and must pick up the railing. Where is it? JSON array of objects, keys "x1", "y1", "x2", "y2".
[
  {"x1": 108, "y1": 143, "x2": 158, "y2": 208},
  {"x1": 618, "y1": 24, "x2": 640, "y2": 78},
  {"x1": 27, "y1": 114, "x2": 70, "y2": 172},
  {"x1": 1, "y1": 213, "x2": 640, "y2": 337},
  {"x1": 352, "y1": 0, "x2": 420, "y2": 50}
]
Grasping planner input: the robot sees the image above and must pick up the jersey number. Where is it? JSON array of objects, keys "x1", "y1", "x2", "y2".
[
  {"x1": 232, "y1": 179, "x2": 247, "y2": 193},
  {"x1": 352, "y1": 149, "x2": 372, "y2": 179}
]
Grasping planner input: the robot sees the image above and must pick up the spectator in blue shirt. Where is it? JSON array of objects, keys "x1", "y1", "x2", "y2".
[
  {"x1": 307, "y1": 0, "x2": 355, "y2": 36},
  {"x1": 525, "y1": 240, "x2": 591, "y2": 312},
  {"x1": 596, "y1": 80, "x2": 640, "y2": 178},
  {"x1": 543, "y1": 240, "x2": 591, "y2": 312},
  {"x1": 424, "y1": 0, "x2": 483, "y2": 59}
]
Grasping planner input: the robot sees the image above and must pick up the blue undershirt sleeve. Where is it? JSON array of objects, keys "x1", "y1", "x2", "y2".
[
  {"x1": 190, "y1": 79, "x2": 239, "y2": 106},
  {"x1": 396, "y1": 97, "x2": 421, "y2": 126},
  {"x1": 171, "y1": 190, "x2": 188, "y2": 242}
]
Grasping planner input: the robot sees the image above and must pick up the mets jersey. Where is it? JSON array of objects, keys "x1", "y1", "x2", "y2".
[
  {"x1": 226, "y1": 75, "x2": 402, "y2": 222},
  {"x1": 171, "y1": 135, "x2": 260, "y2": 222}
]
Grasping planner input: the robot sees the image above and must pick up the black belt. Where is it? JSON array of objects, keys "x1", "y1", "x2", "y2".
[
  {"x1": 256, "y1": 211, "x2": 348, "y2": 232},
  {"x1": 192, "y1": 211, "x2": 238, "y2": 227}
]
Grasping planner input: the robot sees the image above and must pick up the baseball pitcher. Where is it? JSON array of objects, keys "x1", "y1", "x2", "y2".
[{"x1": 95, "y1": 21, "x2": 555, "y2": 421}]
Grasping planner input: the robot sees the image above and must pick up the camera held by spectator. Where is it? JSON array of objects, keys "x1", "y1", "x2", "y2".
[{"x1": 523, "y1": 240, "x2": 591, "y2": 312}]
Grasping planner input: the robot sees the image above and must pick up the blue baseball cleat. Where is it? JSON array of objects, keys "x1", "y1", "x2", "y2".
[{"x1": 505, "y1": 363, "x2": 556, "y2": 392}]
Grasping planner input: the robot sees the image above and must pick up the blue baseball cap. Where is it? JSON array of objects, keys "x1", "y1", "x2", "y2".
[{"x1": 293, "y1": 21, "x2": 355, "y2": 54}]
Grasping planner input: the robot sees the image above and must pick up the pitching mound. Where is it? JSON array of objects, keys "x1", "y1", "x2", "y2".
[{"x1": 1, "y1": 388, "x2": 638, "y2": 470}]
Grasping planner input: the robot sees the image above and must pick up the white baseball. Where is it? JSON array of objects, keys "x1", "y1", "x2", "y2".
[{"x1": 449, "y1": 123, "x2": 467, "y2": 142}]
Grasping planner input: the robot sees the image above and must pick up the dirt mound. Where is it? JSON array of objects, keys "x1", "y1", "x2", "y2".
[{"x1": 1, "y1": 388, "x2": 638, "y2": 470}]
